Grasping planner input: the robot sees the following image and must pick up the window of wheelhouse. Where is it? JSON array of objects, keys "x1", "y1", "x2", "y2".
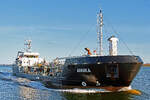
[{"x1": 24, "y1": 55, "x2": 39, "y2": 58}]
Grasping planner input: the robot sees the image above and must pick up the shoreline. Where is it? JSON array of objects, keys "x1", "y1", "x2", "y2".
[{"x1": 143, "y1": 64, "x2": 150, "y2": 67}]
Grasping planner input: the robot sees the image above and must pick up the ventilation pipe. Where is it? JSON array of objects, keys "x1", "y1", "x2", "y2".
[
  {"x1": 108, "y1": 36, "x2": 118, "y2": 56},
  {"x1": 85, "y1": 48, "x2": 92, "y2": 55}
]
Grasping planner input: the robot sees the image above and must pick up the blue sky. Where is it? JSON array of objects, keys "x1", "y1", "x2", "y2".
[{"x1": 0, "y1": 0, "x2": 150, "y2": 64}]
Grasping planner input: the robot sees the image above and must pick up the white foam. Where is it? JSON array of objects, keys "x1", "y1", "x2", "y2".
[
  {"x1": 55, "y1": 88, "x2": 111, "y2": 93},
  {"x1": 118, "y1": 86, "x2": 132, "y2": 92},
  {"x1": 28, "y1": 81, "x2": 48, "y2": 90}
]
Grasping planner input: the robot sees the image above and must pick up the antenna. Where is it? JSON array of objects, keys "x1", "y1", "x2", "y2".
[
  {"x1": 24, "y1": 40, "x2": 32, "y2": 52},
  {"x1": 97, "y1": 9, "x2": 103, "y2": 56}
]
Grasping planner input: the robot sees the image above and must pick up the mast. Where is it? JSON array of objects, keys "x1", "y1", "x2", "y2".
[
  {"x1": 24, "y1": 40, "x2": 32, "y2": 52},
  {"x1": 97, "y1": 9, "x2": 103, "y2": 56}
]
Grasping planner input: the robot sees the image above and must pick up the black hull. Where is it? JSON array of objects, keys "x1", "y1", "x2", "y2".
[
  {"x1": 13, "y1": 55, "x2": 143, "y2": 91},
  {"x1": 61, "y1": 63, "x2": 141, "y2": 86},
  {"x1": 44, "y1": 55, "x2": 143, "y2": 90}
]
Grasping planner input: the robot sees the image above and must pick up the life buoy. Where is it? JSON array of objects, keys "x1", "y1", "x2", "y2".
[{"x1": 81, "y1": 81, "x2": 87, "y2": 87}]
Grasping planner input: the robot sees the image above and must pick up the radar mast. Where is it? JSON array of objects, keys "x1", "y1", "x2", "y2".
[
  {"x1": 24, "y1": 40, "x2": 32, "y2": 52},
  {"x1": 97, "y1": 9, "x2": 103, "y2": 56}
]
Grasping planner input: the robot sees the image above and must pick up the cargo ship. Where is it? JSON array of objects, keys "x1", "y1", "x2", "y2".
[{"x1": 13, "y1": 9, "x2": 143, "y2": 91}]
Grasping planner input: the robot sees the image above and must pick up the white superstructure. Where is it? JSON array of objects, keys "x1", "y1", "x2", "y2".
[
  {"x1": 16, "y1": 40, "x2": 44, "y2": 67},
  {"x1": 16, "y1": 51, "x2": 44, "y2": 67}
]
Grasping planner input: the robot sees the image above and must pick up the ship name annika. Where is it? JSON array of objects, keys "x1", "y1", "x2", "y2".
[{"x1": 77, "y1": 68, "x2": 91, "y2": 73}]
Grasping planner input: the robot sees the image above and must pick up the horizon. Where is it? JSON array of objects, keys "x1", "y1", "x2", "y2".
[{"x1": 0, "y1": 0, "x2": 150, "y2": 64}]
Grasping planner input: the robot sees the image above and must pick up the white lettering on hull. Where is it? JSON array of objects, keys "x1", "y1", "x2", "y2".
[{"x1": 77, "y1": 68, "x2": 91, "y2": 73}]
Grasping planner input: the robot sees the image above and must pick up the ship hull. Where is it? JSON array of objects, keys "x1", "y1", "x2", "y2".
[
  {"x1": 13, "y1": 55, "x2": 143, "y2": 91},
  {"x1": 12, "y1": 65, "x2": 51, "y2": 81},
  {"x1": 44, "y1": 55, "x2": 143, "y2": 90},
  {"x1": 59, "y1": 63, "x2": 141, "y2": 87}
]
